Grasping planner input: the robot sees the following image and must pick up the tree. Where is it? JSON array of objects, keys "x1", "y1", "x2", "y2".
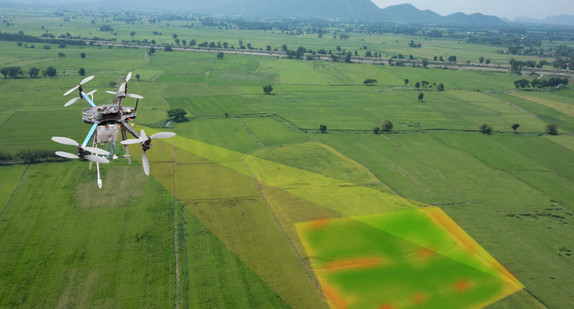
[
  {"x1": 479, "y1": 56, "x2": 485, "y2": 64},
  {"x1": 0, "y1": 67, "x2": 9, "y2": 78},
  {"x1": 100, "y1": 25, "x2": 114, "y2": 32},
  {"x1": 135, "y1": 74, "x2": 140, "y2": 81},
  {"x1": 363, "y1": 78, "x2": 377, "y2": 86},
  {"x1": 167, "y1": 108, "x2": 187, "y2": 122},
  {"x1": 345, "y1": 52, "x2": 352, "y2": 63},
  {"x1": 373, "y1": 127, "x2": 381, "y2": 134},
  {"x1": 448, "y1": 55, "x2": 457, "y2": 63},
  {"x1": 381, "y1": 120, "x2": 393, "y2": 132},
  {"x1": 217, "y1": 52, "x2": 224, "y2": 59},
  {"x1": 44, "y1": 66, "x2": 57, "y2": 78},
  {"x1": 422, "y1": 58, "x2": 429, "y2": 68},
  {"x1": 546, "y1": 123, "x2": 558, "y2": 135},
  {"x1": 28, "y1": 67, "x2": 40, "y2": 78},
  {"x1": 404, "y1": 78, "x2": 409, "y2": 85},
  {"x1": 418, "y1": 93, "x2": 424, "y2": 101},
  {"x1": 78, "y1": 68, "x2": 85, "y2": 76},
  {"x1": 263, "y1": 85, "x2": 273, "y2": 95},
  {"x1": 319, "y1": 124, "x2": 327, "y2": 134},
  {"x1": 80, "y1": 52, "x2": 86, "y2": 58},
  {"x1": 480, "y1": 123, "x2": 493, "y2": 134},
  {"x1": 414, "y1": 82, "x2": 420, "y2": 89},
  {"x1": 130, "y1": 31, "x2": 136, "y2": 37},
  {"x1": 514, "y1": 79, "x2": 530, "y2": 88},
  {"x1": 164, "y1": 46, "x2": 173, "y2": 52},
  {"x1": 511, "y1": 123, "x2": 520, "y2": 133},
  {"x1": 437, "y1": 83, "x2": 445, "y2": 91}
]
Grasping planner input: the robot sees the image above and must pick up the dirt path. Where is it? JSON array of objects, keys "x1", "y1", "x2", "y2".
[{"x1": 0, "y1": 165, "x2": 29, "y2": 222}]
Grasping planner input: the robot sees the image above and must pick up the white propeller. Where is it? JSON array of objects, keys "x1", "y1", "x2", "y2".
[
  {"x1": 55, "y1": 151, "x2": 109, "y2": 164},
  {"x1": 120, "y1": 129, "x2": 176, "y2": 176},
  {"x1": 64, "y1": 97, "x2": 81, "y2": 107},
  {"x1": 51, "y1": 137, "x2": 110, "y2": 157},
  {"x1": 63, "y1": 75, "x2": 94, "y2": 96},
  {"x1": 127, "y1": 93, "x2": 143, "y2": 99},
  {"x1": 55, "y1": 151, "x2": 79, "y2": 159},
  {"x1": 126, "y1": 72, "x2": 132, "y2": 82}
]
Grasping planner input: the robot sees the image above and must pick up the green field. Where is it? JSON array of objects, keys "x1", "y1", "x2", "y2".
[{"x1": 0, "y1": 10, "x2": 573, "y2": 309}]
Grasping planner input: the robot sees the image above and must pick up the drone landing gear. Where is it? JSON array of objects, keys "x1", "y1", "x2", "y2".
[
  {"x1": 121, "y1": 126, "x2": 132, "y2": 165},
  {"x1": 89, "y1": 134, "x2": 103, "y2": 189}
]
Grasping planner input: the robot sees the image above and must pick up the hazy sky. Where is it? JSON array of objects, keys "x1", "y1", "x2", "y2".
[{"x1": 372, "y1": 0, "x2": 574, "y2": 19}]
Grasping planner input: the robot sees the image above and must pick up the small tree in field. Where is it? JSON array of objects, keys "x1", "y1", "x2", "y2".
[
  {"x1": 167, "y1": 108, "x2": 188, "y2": 122},
  {"x1": 373, "y1": 127, "x2": 381, "y2": 134},
  {"x1": 480, "y1": 123, "x2": 493, "y2": 134},
  {"x1": 381, "y1": 120, "x2": 393, "y2": 132},
  {"x1": 546, "y1": 123, "x2": 558, "y2": 135},
  {"x1": 263, "y1": 85, "x2": 273, "y2": 95},
  {"x1": 418, "y1": 93, "x2": 424, "y2": 101},
  {"x1": 78, "y1": 68, "x2": 85, "y2": 76},
  {"x1": 44, "y1": 66, "x2": 57, "y2": 78},
  {"x1": 319, "y1": 124, "x2": 327, "y2": 134},
  {"x1": 135, "y1": 74, "x2": 140, "y2": 81},
  {"x1": 511, "y1": 123, "x2": 520, "y2": 133},
  {"x1": 217, "y1": 52, "x2": 224, "y2": 59},
  {"x1": 363, "y1": 78, "x2": 377, "y2": 86},
  {"x1": 28, "y1": 67, "x2": 40, "y2": 78}
]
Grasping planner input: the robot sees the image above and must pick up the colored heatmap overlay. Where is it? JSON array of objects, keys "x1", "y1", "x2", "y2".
[
  {"x1": 296, "y1": 208, "x2": 523, "y2": 309},
  {"x1": 132, "y1": 128, "x2": 523, "y2": 308}
]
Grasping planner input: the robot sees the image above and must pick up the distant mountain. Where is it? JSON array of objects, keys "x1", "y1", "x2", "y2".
[
  {"x1": 515, "y1": 15, "x2": 574, "y2": 26},
  {"x1": 444, "y1": 12, "x2": 506, "y2": 27},
  {"x1": 1, "y1": 1, "x2": 508, "y2": 27},
  {"x1": 379, "y1": 3, "x2": 442, "y2": 24}
]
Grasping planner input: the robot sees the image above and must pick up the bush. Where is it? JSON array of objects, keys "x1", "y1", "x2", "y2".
[
  {"x1": 263, "y1": 85, "x2": 273, "y2": 95},
  {"x1": 373, "y1": 127, "x2": 381, "y2": 134},
  {"x1": 363, "y1": 78, "x2": 377, "y2": 85},
  {"x1": 319, "y1": 124, "x2": 327, "y2": 134},
  {"x1": 167, "y1": 108, "x2": 187, "y2": 122},
  {"x1": 546, "y1": 123, "x2": 558, "y2": 135},
  {"x1": 381, "y1": 120, "x2": 393, "y2": 132},
  {"x1": 480, "y1": 123, "x2": 493, "y2": 134}
]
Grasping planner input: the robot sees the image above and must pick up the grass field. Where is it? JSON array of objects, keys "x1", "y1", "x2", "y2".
[{"x1": 0, "y1": 10, "x2": 573, "y2": 309}]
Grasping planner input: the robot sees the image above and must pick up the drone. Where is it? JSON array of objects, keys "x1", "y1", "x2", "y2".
[{"x1": 51, "y1": 72, "x2": 175, "y2": 188}]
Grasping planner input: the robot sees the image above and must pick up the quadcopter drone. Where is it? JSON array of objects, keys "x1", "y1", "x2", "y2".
[{"x1": 51, "y1": 72, "x2": 175, "y2": 188}]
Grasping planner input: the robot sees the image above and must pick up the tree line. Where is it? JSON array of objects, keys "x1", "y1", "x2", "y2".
[
  {"x1": 0, "y1": 30, "x2": 85, "y2": 46},
  {"x1": 0, "y1": 66, "x2": 57, "y2": 78},
  {"x1": 0, "y1": 150, "x2": 66, "y2": 164},
  {"x1": 513, "y1": 77, "x2": 568, "y2": 89}
]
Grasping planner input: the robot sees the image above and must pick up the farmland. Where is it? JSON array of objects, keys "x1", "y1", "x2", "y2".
[{"x1": 1, "y1": 9, "x2": 574, "y2": 309}]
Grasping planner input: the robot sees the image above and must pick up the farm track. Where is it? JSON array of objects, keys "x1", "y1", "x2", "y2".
[
  {"x1": 86, "y1": 40, "x2": 574, "y2": 77},
  {"x1": 184, "y1": 112, "x2": 548, "y2": 136},
  {"x1": 0, "y1": 164, "x2": 28, "y2": 222}
]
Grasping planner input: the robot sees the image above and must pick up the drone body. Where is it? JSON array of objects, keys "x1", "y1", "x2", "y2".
[{"x1": 52, "y1": 72, "x2": 175, "y2": 189}]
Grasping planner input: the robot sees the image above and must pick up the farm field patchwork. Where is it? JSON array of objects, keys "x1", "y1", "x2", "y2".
[{"x1": 0, "y1": 12, "x2": 573, "y2": 308}]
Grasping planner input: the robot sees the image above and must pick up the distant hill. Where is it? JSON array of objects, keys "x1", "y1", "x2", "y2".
[
  {"x1": 379, "y1": 3, "x2": 442, "y2": 24},
  {"x1": 3, "y1": 1, "x2": 508, "y2": 27},
  {"x1": 515, "y1": 15, "x2": 574, "y2": 26}
]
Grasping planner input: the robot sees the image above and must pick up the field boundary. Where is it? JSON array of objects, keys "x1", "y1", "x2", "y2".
[{"x1": 0, "y1": 164, "x2": 29, "y2": 223}]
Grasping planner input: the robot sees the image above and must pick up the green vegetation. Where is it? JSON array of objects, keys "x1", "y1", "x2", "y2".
[{"x1": 0, "y1": 9, "x2": 573, "y2": 309}]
